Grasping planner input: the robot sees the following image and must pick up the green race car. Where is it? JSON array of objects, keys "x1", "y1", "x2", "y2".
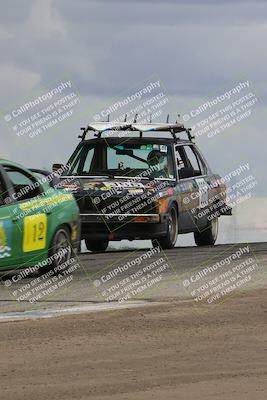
[{"x1": 0, "y1": 159, "x2": 80, "y2": 271}]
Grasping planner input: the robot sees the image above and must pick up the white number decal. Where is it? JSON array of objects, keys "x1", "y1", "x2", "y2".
[{"x1": 195, "y1": 178, "x2": 209, "y2": 209}]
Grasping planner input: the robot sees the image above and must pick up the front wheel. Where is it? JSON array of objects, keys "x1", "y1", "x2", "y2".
[
  {"x1": 152, "y1": 205, "x2": 178, "y2": 249},
  {"x1": 85, "y1": 239, "x2": 109, "y2": 252},
  {"x1": 40, "y1": 226, "x2": 73, "y2": 275},
  {"x1": 194, "y1": 217, "x2": 218, "y2": 246}
]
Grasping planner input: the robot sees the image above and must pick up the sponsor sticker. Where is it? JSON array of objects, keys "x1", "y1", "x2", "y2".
[
  {"x1": 160, "y1": 145, "x2": 168, "y2": 153},
  {"x1": 100, "y1": 186, "x2": 113, "y2": 191},
  {"x1": 104, "y1": 181, "x2": 145, "y2": 189},
  {"x1": 128, "y1": 188, "x2": 144, "y2": 195},
  {"x1": 0, "y1": 220, "x2": 12, "y2": 259}
]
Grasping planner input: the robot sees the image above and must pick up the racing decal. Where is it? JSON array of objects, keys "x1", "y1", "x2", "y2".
[
  {"x1": 83, "y1": 182, "x2": 100, "y2": 190},
  {"x1": 23, "y1": 214, "x2": 47, "y2": 252},
  {"x1": 160, "y1": 145, "x2": 168, "y2": 153},
  {"x1": 128, "y1": 188, "x2": 144, "y2": 195},
  {"x1": 166, "y1": 188, "x2": 174, "y2": 196},
  {"x1": 0, "y1": 220, "x2": 12, "y2": 259},
  {"x1": 195, "y1": 178, "x2": 209, "y2": 209},
  {"x1": 82, "y1": 181, "x2": 145, "y2": 192},
  {"x1": 104, "y1": 181, "x2": 145, "y2": 189},
  {"x1": 100, "y1": 186, "x2": 113, "y2": 191}
]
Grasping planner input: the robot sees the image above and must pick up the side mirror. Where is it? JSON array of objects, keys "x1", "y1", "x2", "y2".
[{"x1": 52, "y1": 163, "x2": 64, "y2": 175}]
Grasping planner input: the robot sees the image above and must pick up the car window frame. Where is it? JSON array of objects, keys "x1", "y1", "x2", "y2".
[
  {"x1": 2, "y1": 164, "x2": 44, "y2": 203},
  {"x1": 192, "y1": 145, "x2": 210, "y2": 176},
  {"x1": 0, "y1": 165, "x2": 16, "y2": 207},
  {"x1": 0, "y1": 170, "x2": 7, "y2": 207},
  {"x1": 175, "y1": 143, "x2": 209, "y2": 180}
]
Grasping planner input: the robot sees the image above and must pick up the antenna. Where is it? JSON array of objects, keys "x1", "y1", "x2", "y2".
[
  {"x1": 133, "y1": 113, "x2": 138, "y2": 123},
  {"x1": 175, "y1": 114, "x2": 181, "y2": 124},
  {"x1": 107, "y1": 114, "x2": 110, "y2": 122},
  {"x1": 166, "y1": 114, "x2": 169, "y2": 123},
  {"x1": 150, "y1": 114, "x2": 152, "y2": 123},
  {"x1": 124, "y1": 114, "x2": 127, "y2": 122}
]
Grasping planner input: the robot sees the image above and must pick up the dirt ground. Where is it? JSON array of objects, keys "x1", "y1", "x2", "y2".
[{"x1": 0, "y1": 288, "x2": 267, "y2": 400}]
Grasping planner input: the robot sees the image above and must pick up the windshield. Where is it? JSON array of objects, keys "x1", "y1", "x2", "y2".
[{"x1": 65, "y1": 142, "x2": 175, "y2": 180}]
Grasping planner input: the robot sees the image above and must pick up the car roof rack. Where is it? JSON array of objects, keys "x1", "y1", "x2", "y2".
[{"x1": 78, "y1": 120, "x2": 194, "y2": 143}]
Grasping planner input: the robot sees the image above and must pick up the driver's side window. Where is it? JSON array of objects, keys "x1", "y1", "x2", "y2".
[{"x1": 4, "y1": 166, "x2": 42, "y2": 201}]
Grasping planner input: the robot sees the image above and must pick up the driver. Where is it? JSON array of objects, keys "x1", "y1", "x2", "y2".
[{"x1": 147, "y1": 150, "x2": 168, "y2": 178}]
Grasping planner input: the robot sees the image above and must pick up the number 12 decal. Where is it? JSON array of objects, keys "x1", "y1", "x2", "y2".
[{"x1": 23, "y1": 214, "x2": 48, "y2": 252}]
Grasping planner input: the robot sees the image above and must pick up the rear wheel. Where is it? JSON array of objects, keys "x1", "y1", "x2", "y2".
[
  {"x1": 152, "y1": 205, "x2": 178, "y2": 249},
  {"x1": 194, "y1": 217, "x2": 218, "y2": 246},
  {"x1": 85, "y1": 239, "x2": 109, "y2": 252}
]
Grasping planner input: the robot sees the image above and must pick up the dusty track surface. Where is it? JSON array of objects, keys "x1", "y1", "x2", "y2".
[
  {"x1": 1, "y1": 288, "x2": 267, "y2": 400},
  {"x1": 0, "y1": 242, "x2": 267, "y2": 399},
  {"x1": 0, "y1": 242, "x2": 267, "y2": 313}
]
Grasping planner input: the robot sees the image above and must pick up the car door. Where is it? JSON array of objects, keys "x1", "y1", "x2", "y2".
[
  {"x1": 183, "y1": 145, "x2": 212, "y2": 230},
  {"x1": 175, "y1": 143, "x2": 211, "y2": 231},
  {"x1": 2, "y1": 164, "x2": 50, "y2": 268},
  {"x1": 174, "y1": 144, "x2": 199, "y2": 231}
]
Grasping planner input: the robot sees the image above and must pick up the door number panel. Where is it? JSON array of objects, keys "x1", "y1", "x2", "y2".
[
  {"x1": 195, "y1": 178, "x2": 209, "y2": 209},
  {"x1": 23, "y1": 214, "x2": 48, "y2": 252}
]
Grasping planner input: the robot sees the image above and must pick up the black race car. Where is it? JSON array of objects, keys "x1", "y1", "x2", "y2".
[{"x1": 54, "y1": 122, "x2": 231, "y2": 251}]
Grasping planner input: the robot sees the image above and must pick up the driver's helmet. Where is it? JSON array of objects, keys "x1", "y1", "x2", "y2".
[{"x1": 147, "y1": 150, "x2": 167, "y2": 166}]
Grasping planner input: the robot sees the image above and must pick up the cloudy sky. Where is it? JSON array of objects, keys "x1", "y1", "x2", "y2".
[{"x1": 0, "y1": 0, "x2": 266, "y2": 243}]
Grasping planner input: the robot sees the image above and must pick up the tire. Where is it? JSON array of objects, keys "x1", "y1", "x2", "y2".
[
  {"x1": 194, "y1": 217, "x2": 218, "y2": 246},
  {"x1": 153, "y1": 205, "x2": 178, "y2": 249},
  {"x1": 85, "y1": 239, "x2": 109, "y2": 252},
  {"x1": 41, "y1": 226, "x2": 73, "y2": 274}
]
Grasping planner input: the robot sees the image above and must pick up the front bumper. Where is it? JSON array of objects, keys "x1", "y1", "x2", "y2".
[
  {"x1": 80, "y1": 213, "x2": 168, "y2": 240},
  {"x1": 81, "y1": 212, "x2": 160, "y2": 224}
]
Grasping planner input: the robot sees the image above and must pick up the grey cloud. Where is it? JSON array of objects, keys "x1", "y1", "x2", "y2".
[{"x1": 0, "y1": 0, "x2": 266, "y2": 201}]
